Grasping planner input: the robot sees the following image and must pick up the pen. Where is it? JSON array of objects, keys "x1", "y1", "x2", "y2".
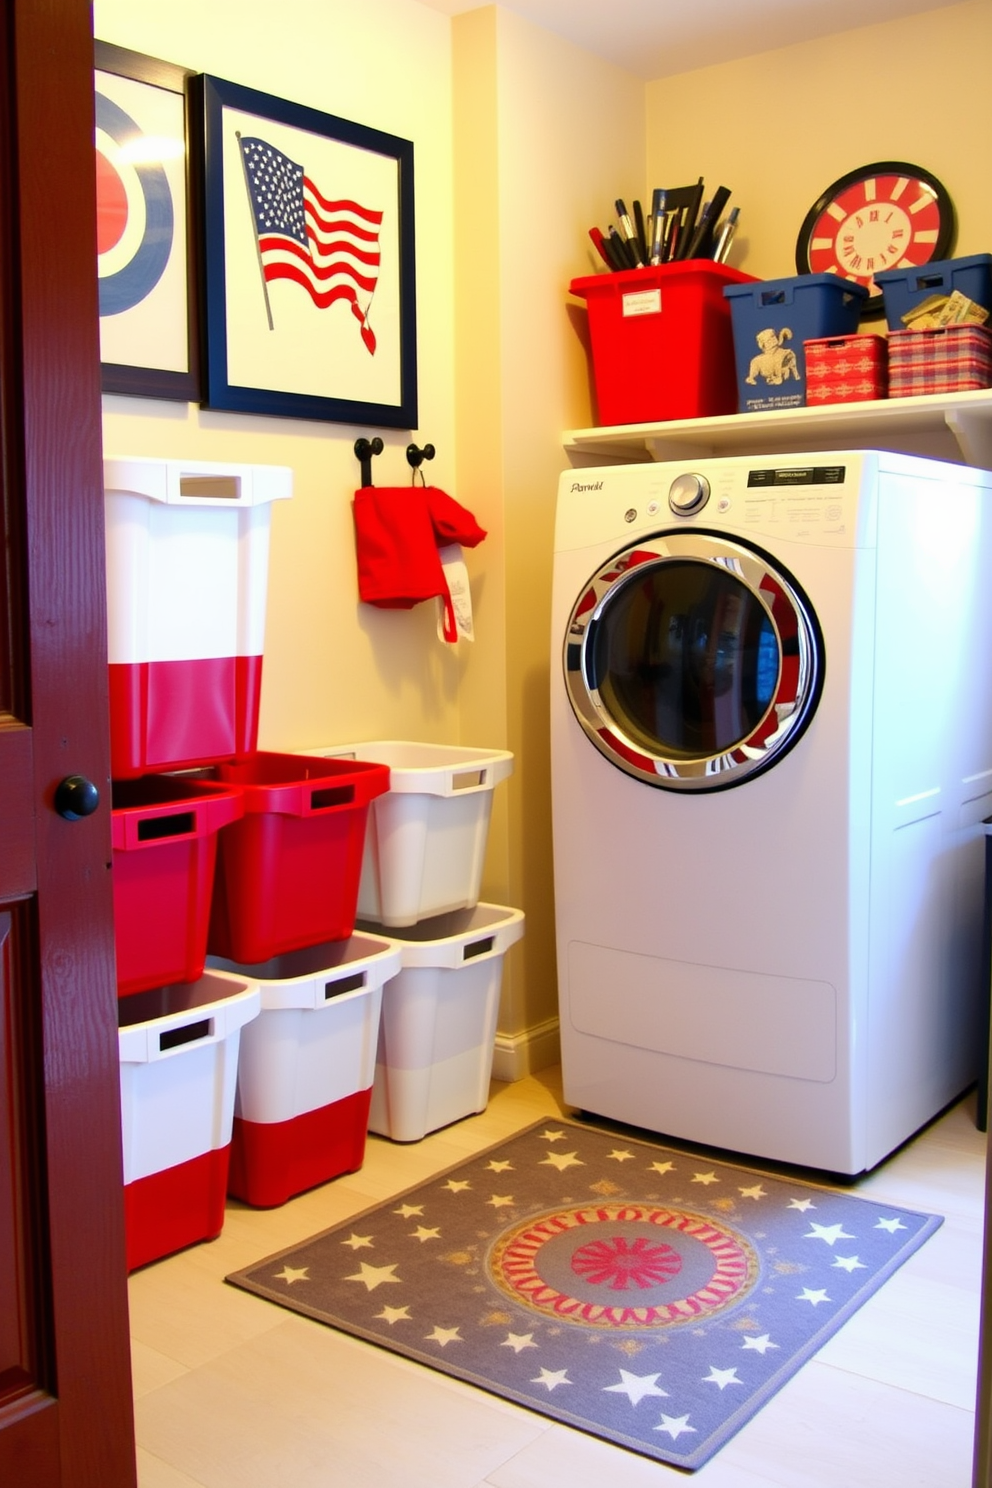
[
  {"x1": 713, "y1": 206, "x2": 740, "y2": 263},
  {"x1": 674, "y1": 177, "x2": 704, "y2": 260},
  {"x1": 686, "y1": 185, "x2": 731, "y2": 260},
  {"x1": 608, "y1": 223, "x2": 637, "y2": 270},
  {"x1": 614, "y1": 199, "x2": 644, "y2": 266},
  {"x1": 632, "y1": 200, "x2": 649, "y2": 266},
  {"x1": 588, "y1": 226, "x2": 617, "y2": 270},
  {"x1": 649, "y1": 188, "x2": 667, "y2": 265}
]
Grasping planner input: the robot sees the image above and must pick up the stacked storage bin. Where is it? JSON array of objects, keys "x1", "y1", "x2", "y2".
[
  {"x1": 107, "y1": 457, "x2": 390, "y2": 1260},
  {"x1": 315, "y1": 742, "x2": 524, "y2": 1143}
]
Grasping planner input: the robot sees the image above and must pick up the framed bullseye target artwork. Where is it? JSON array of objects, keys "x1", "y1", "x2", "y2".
[{"x1": 95, "y1": 42, "x2": 200, "y2": 400}]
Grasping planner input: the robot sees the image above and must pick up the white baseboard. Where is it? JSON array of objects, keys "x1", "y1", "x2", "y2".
[{"x1": 491, "y1": 1017, "x2": 560, "y2": 1083}]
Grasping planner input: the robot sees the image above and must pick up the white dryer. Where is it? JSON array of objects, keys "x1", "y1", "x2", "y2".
[{"x1": 550, "y1": 450, "x2": 992, "y2": 1174}]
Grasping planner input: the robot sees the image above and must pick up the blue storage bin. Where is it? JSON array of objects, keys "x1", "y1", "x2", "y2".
[
  {"x1": 873, "y1": 255, "x2": 992, "y2": 331},
  {"x1": 723, "y1": 273, "x2": 868, "y2": 413}
]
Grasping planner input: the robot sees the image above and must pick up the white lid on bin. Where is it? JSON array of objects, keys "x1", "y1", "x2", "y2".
[
  {"x1": 118, "y1": 972, "x2": 260, "y2": 1064},
  {"x1": 207, "y1": 933, "x2": 402, "y2": 1011},
  {"x1": 357, "y1": 902, "x2": 524, "y2": 969},
  {"x1": 317, "y1": 741, "x2": 513, "y2": 797},
  {"x1": 104, "y1": 456, "x2": 293, "y2": 508}
]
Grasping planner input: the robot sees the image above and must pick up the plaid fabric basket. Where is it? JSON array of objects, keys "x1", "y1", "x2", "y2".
[
  {"x1": 805, "y1": 334, "x2": 888, "y2": 404},
  {"x1": 888, "y1": 325, "x2": 992, "y2": 398}
]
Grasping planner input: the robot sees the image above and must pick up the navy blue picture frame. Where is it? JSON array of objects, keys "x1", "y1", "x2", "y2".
[
  {"x1": 195, "y1": 73, "x2": 418, "y2": 428},
  {"x1": 95, "y1": 41, "x2": 200, "y2": 401}
]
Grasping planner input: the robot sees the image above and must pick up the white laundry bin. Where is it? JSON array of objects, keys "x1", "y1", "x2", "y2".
[
  {"x1": 104, "y1": 455, "x2": 292, "y2": 778},
  {"x1": 208, "y1": 933, "x2": 402, "y2": 1207},
  {"x1": 118, "y1": 971, "x2": 260, "y2": 1269},
  {"x1": 315, "y1": 741, "x2": 513, "y2": 926},
  {"x1": 357, "y1": 903, "x2": 524, "y2": 1142}
]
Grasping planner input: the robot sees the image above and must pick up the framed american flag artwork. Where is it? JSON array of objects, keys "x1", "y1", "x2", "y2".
[
  {"x1": 95, "y1": 41, "x2": 200, "y2": 400},
  {"x1": 195, "y1": 74, "x2": 417, "y2": 428}
]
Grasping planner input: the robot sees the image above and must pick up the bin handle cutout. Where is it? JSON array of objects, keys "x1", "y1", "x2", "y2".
[
  {"x1": 324, "y1": 972, "x2": 366, "y2": 998},
  {"x1": 452, "y1": 769, "x2": 486, "y2": 791},
  {"x1": 179, "y1": 474, "x2": 241, "y2": 499},
  {"x1": 463, "y1": 935, "x2": 494, "y2": 961},
  {"x1": 310, "y1": 784, "x2": 355, "y2": 811},
  {"x1": 760, "y1": 290, "x2": 787, "y2": 305},
  {"x1": 137, "y1": 811, "x2": 196, "y2": 842},
  {"x1": 913, "y1": 272, "x2": 946, "y2": 290},
  {"x1": 159, "y1": 1017, "x2": 213, "y2": 1052}
]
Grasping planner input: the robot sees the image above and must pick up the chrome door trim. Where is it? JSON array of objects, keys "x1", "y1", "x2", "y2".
[{"x1": 563, "y1": 530, "x2": 823, "y2": 791}]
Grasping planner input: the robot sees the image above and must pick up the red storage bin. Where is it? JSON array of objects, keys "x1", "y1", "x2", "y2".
[
  {"x1": 569, "y1": 261, "x2": 758, "y2": 426},
  {"x1": 207, "y1": 753, "x2": 390, "y2": 964},
  {"x1": 804, "y1": 334, "x2": 888, "y2": 405},
  {"x1": 112, "y1": 775, "x2": 244, "y2": 997}
]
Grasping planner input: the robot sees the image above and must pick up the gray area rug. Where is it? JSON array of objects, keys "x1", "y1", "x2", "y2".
[{"x1": 227, "y1": 1118, "x2": 942, "y2": 1469}]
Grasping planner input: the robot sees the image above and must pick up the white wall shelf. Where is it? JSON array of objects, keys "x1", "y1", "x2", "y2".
[{"x1": 563, "y1": 388, "x2": 992, "y2": 470}]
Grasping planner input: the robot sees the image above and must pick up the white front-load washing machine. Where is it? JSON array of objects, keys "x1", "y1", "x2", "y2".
[{"x1": 551, "y1": 449, "x2": 992, "y2": 1174}]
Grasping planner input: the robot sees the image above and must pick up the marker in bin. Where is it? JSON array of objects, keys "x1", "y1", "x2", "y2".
[{"x1": 588, "y1": 181, "x2": 739, "y2": 271}]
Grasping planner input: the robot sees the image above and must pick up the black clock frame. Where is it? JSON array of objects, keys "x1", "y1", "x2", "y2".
[{"x1": 795, "y1": 160, "x2": 956, "y2": 315}]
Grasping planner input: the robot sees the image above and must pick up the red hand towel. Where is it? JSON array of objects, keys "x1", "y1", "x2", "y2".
[{"x1": 353, "y1": 486, "x2": 486, "y2": 609}]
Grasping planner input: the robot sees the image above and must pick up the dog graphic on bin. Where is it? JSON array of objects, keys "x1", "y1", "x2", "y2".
[{"x1": 747, "y1": 326, "x2": 800, "y2": 386}]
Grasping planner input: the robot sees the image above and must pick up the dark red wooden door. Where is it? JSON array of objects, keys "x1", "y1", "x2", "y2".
[{"x1": 0, "y1": 1, "x2": 136, "y2": 1483}]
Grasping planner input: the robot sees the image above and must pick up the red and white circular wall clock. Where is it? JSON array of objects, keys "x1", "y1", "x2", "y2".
[{"x1": 795, "y1": 161, "x2": 955, "y2": 312}]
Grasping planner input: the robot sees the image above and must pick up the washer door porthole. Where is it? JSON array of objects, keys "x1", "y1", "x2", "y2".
[{"x1": 563, "y1": 531, "x2": 823, "y2": 791}]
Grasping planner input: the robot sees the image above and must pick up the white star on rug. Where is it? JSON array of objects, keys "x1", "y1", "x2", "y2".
[
  {"x1": 703, "y1": 1366, "x2": 742, "y2": 1389},
  {"x1": 273, "y1": 1265, "x2": 309, "y2": 1284},
  {"x1": 394, "y1": 1204, "x2": 423, "y2": 1219},
  {"x1": 443, "y1": 1179, "x2": 471, "y2": 1193},
  {"x1": 833, "y1": 1255, "x2": 867, "y2": 1272},
  {"x1": 487, "y1": 1160, "x2": 513, "y2": 1172},
  {"x1": 411, "y1": 1226, "x2": 441, "y2": 1242},
  {"x1": 788, "y1": 1198, "x2": 815, "y2": 1211},
  {"x1": 501, "y1": 1332, "x2": 538, "y2": 1353},
  {"x1": 805, "y1": 1221, "x2": 855, "y2": 1246},
  {"x1": 655, "y1": 1414, "x2": 696, "y2": 1439},
  {"x1": 540, "y1": 1151, "x2": 584, "y2": 1172},
  {"x1": 608, "y1": 1149, "x2": 635, "y2": 1162},
  {"x1": 738, "y1": 1184, "x2": 766, "y2": 1200},
  {"x1": 876, "y1": 1217, "x2": 907, "y2": 1233},
  {"x1": 487, "y1": 1194, "x2": 515, "y2": 1209},
  {"x1": 692, "y1": 1170, "x2": 719, "y2": 1185},
  {"x1": 797, "y1": 1287, "x2": 831, "y2": 1306},
  {"x1": 741, "y1": 1333, "x2": 779, "y2": 1354},
  {"x1": 603, "y1": 1370, "x2": 668, "y2": 1405},
  {"x1": 649, "y1": 1160, "x2": 675, "y2": 1176},
  {"x1": 376, "y1": 1305, "x2": 411, "y2": 1325},
  {"x1": 540, "y1": 1129, "x2": 567, "y2": 1142},
  {"x1": 346, "y1": 1262, "x2": 402, "y2": 1292},
  {"x1": 425, "y1": 1326, "x2": 461, "y2": 1347},
  {"x1": 340, "y1": 1233, "x2": 374, "y2": 1250},
  {"x1": 532, "y1": 1367, "x2": 571, "y2": 1390}
]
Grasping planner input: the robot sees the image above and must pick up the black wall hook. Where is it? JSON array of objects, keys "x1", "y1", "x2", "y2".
[
  {"x1": 355, "y1": 436, "x2": 384, "y2": 487},
  {"x1": 406, "y1": 442, "x2": 435, "y2": 470}
]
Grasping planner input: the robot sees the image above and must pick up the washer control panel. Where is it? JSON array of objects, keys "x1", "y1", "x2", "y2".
[{"x1": 668, "y1": 472, "x2": 710, "y2": 516}]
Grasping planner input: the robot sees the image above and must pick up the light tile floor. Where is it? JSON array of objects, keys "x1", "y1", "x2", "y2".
[{"x1": 130, "y1": 1070, "x2": 986, "y2": 1488}]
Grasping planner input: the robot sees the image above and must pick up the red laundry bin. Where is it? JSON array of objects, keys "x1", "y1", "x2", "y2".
[
  {"x1": 112, "y1": 774, "x2": 245, "y2": 996},
  {"x1": 207, "y1": 752, "x2": 390, "y2": 964}
]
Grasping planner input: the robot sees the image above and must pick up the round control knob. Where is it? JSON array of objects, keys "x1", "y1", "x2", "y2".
[
  {"x1": 54, "y1": 775, "x2": 100, "y2": 821},
  {"x1": 668, "y1": 473, "x2": 710, "y2": 516}
]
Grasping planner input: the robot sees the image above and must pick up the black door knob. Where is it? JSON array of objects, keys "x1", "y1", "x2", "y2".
[{"x1": 54, "y1": 775, "x2": 100, "y2": 820}]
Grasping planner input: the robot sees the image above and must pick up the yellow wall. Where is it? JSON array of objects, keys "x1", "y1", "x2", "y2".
[
  {"x1": 453, "y1": 8, "x2": 645, "y2": 1067},
  {"x1": 645, "y1": 0, "x2": 992, "y2": 281}
]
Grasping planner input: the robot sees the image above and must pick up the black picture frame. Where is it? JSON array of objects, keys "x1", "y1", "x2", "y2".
[
  {"x1": 795, "y1": 160, "x2": 955, "y2": 314},
  {"x1": 194, "y1": 73, "x2": 418, "y2": 429},
  {"x1": 95, "y1": 41, "x2": 200, "y2": 400}
]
